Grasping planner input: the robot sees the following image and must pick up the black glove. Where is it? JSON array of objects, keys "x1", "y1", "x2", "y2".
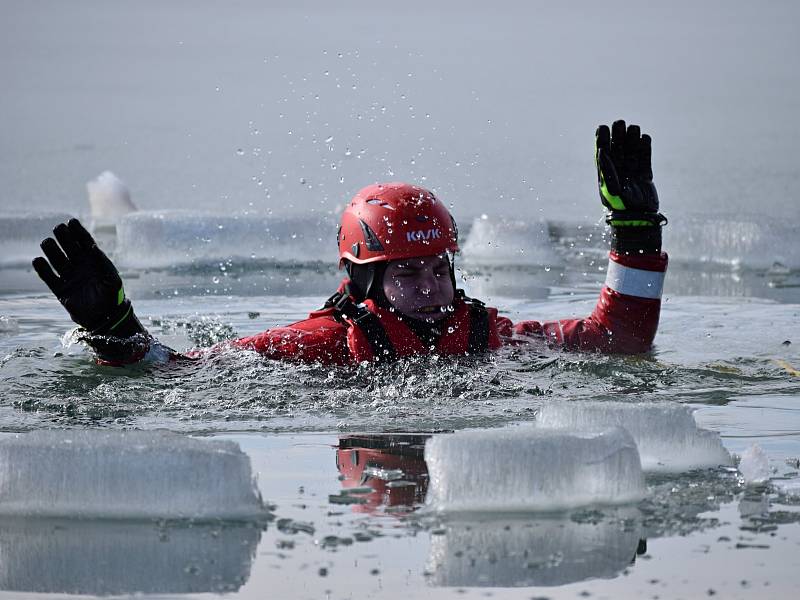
[
  {"x1": 33, "y1": 219, "x2": 149, "y2": 360},
  {"x1": 596, "y1": 120, "x2": 666, "y2": 253}
]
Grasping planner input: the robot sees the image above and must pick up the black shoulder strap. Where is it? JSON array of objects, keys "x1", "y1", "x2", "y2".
[
  {"x1": 325, "y1": 291, "x2": 398, "y2": 363},
  {"x1": 461, "y1": 292, "x2": 490, "y2": 354}
]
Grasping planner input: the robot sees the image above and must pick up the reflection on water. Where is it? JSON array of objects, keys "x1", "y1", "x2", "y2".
[
  {"x1": 336, "y1": 434, "x2": 430, "y2": 513},
  {"x1": 0, "y1": 518, "x2": 261, "y2": 595},
  {"x1": 426, "y1": 512, "x2": 645, "y2": 587}
]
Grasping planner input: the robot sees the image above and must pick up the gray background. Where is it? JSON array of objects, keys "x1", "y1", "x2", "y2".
[{"x1": 1, "y1": 0, "x2": 797, "y2": 221}]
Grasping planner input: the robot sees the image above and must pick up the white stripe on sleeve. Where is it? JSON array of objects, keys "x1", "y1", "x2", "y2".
[{"x1": 605, "y1": 260, "x2": 665, "y2": 299}]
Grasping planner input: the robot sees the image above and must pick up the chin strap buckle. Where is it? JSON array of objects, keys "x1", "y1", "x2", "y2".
[{"x1": 325, "y1": 291, "x2": 372, "y2": 324}]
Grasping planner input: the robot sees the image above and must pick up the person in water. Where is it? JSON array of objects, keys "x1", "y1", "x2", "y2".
[{"x1": 32, "y1": 120, "x2": 667, "y2": 366}]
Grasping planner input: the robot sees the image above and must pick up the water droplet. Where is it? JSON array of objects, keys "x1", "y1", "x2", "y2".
[
  {"x1": 325, "y1": 136, "x2": 334, "y2": 143},
  {"x1": 236, "y1": 148, "x2": 244, "y2": 156}
]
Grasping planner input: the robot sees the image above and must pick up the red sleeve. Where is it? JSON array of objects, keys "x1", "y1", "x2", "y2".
[
  {"x1": 508, "y1": 251, "x2": 668, "y2": 354},
  {"x1": 227, "y1": 312, "x2": 351, "y2": 365}
]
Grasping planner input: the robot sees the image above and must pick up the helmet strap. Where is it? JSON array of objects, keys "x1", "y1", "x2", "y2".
[{"x1": 344, "y1": 261, "x2": 388, "y2": 305}]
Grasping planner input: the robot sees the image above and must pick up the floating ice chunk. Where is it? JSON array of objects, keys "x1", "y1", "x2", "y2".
[
  {"x1": 0, "y1": 519, "x2": 259, "y2": 595},
  {"x1": 739, "y1": 444, "x2": 770, "y2": 484},
  {"x1": 0, "y1": 430, "x2": 266, "y2": 520},
  {"x1": 424, "y1": 427, "x2": 644, "y2": 513},
  {"x1": 115, "y1": 210, "x2": 336, "y2": 268},
  {"x1": 536, "y1": 401, "x2": 732, "y2": 473},
  {"x1": 87, "y1": 171, "x2": 137, "y2": 226},
  {"x1": 460, "y1": 216, "x2": 563, "y2": 267},
  {"x1": 773, "y1": 478, "x2": 800, "y2": 496},
  {"x1": 664, "y1": 215, "x2": 800, "y2": 270},
  {"x1": 0, "y1": 212, "x2": 75, "y2": 267},
  {"x1": 427, "y1": 511, "x2": 642, "y2": 587},
  {"x1": 0, "y1": 316, "x2": 19, "y2": 333}
]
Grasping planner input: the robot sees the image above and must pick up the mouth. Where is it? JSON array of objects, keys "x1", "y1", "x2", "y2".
[{"x1": 415, "y1": 305, "x2": 442, "y2": 314}]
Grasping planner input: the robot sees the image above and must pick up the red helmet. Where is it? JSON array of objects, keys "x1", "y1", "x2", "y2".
[{"x1": 338, "y1": 182, "x2": 459, "y2": 267}]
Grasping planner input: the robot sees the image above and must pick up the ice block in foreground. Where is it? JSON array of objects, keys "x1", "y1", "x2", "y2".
[
  {"x1": 425, "y1": 427, "x2": 644, "y2": 513},
  {"x1": 0, "y1": 430, "x2": 265, "y2": 520}
]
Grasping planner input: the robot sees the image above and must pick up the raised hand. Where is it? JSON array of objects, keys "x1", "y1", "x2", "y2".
[
  {"x1": 595, "y1": 120, "x2": 664, "y2": 226},
  {"x1": 32, "y1": 219, "x2": 145, "y2": 338}
]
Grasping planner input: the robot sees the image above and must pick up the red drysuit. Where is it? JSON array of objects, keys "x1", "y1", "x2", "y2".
[{"x1": 227, "y1": 251, "x2": 668, "y2": 365}]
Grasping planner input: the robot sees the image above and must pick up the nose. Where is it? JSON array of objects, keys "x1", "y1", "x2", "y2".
[{"x1": 416, "y1": 270, "x2": 442, "y2": 296}]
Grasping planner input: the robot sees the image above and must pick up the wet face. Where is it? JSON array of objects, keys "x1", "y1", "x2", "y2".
[{"x1": 382, "y1": 254, "x2": 455, "y2": 322}]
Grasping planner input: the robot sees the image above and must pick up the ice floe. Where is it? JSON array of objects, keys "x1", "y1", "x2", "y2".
[
  {"x1": 739, "y1": 443, "x2": 770, "y2": 484},
  {"x1": 536, "y1": 401, "x2": 732, "y2": 473},
  {"x1": 0, "y1": 212, "x2": 75, "y2": 267},
  {"x1": 665, "y1": 215, "x2": 800, "y2": 270},
  {"x1": 115, "y1": 210, "x2": 336, "y2": 268},
  {"x1": 0, "y1": 316, "x2": 19, "y2": 333},
  {"x1": 424, "y1": 427, "x2": 644, "y2": 513},
  {"x1": 460, "y1": 215, "x2": 563, "y2": 267},
  {"x1": 0, "y1": 430, "x2": 266, "y2": 520},
  {"x1": 87, "y1": 171, "x2": 137, "y2": 228}
]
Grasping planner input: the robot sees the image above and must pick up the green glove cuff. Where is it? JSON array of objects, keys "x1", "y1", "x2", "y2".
[{"x1": 605, "y1": 212, "x2": 667, "y2": 228}]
